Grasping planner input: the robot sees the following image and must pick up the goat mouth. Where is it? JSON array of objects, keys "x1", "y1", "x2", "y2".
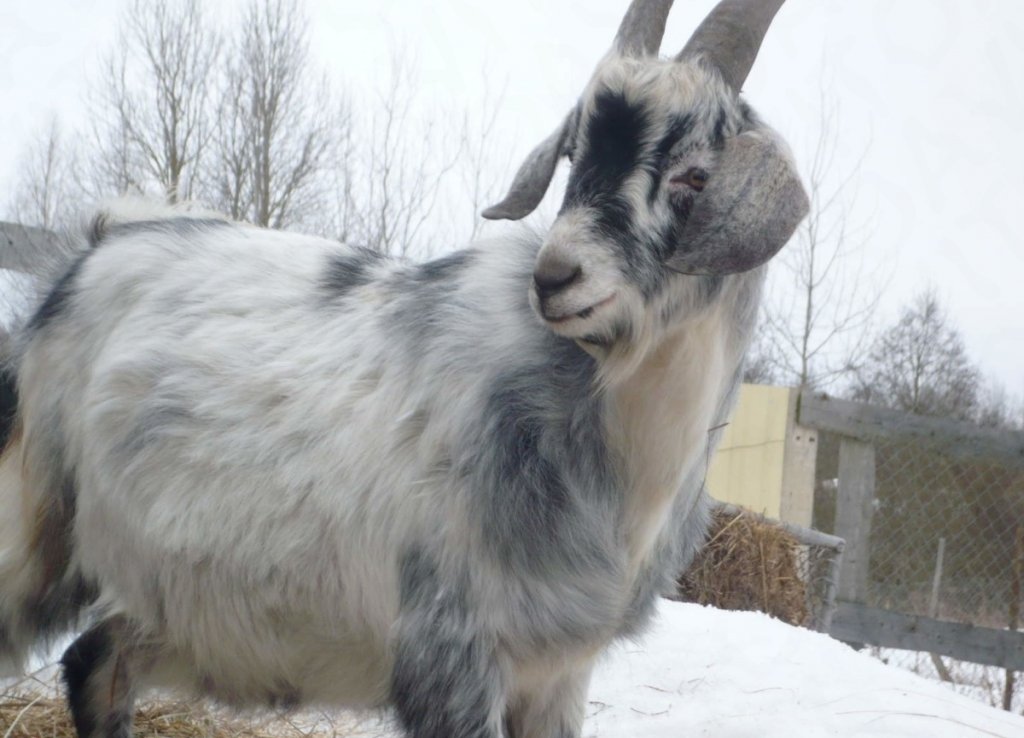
[{"x1": 544, "y1": 294, "x2": 616, "y2": 324}]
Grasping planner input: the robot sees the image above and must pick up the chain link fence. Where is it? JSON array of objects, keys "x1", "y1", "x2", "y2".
[
  {"x1": 812, "y1": 423, "x2": 1024, "y2": 712},
  {"x1": 797, "y1": 530, "x2": 845, "y2": 633}
]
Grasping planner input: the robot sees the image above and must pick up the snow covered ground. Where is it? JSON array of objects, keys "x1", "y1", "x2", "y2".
[
  {"x1": 872, "y1": 644, "x2": 1018, "y2": 713},
  {"x1": 574, "y1": 600, "x2": 1024, "y2": 737},
  {"x1": 335, "y1": 599, "x2": 1024, "y2": 737},
  {"x1": 6, "y1": 599, "x2": 1023, "y2": 737}
]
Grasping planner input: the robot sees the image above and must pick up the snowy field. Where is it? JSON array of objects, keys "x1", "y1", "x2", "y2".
[
  {"x1": 573, "y1": 600, "x2": 1024, "y2": 737},
  {"x1": 313, "y1": 599, "x2": 1024, "y2": 737},
  {"x1": 5, "y1": 600, "x2": 1023, "y2": 737},
  {"x1": 872, "y1": 644, "x2": 1020, "y2": 713}
]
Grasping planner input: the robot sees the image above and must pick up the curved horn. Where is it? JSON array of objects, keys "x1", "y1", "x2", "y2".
[
  {"x1": 614, "y1": 0, "x2": 675, "y2": 57},
  {"x1": 482, "y1": 110, "x2": 575, "y2": 221},
  {"x1": 675, "y1": 0, "x2": 786, "y2": 91}
]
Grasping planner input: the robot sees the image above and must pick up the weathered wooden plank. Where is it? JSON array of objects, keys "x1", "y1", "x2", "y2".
[
  {"x1": 1007, "y1": 525, "x2": 1024, "y2": 709},
  {"x1": 835, "y1": 438, "x2": 874, "y2": 603},
  {"x1": 780, "y1": 419, "x2": 817, "y2": 528},
  {"x1": 0, "y1": 221, "x2": 61, "y2": 276},
  {"x1": 830, "y1": 601, "x2": 1024, "y2": 672},
  {"x1": 798, "y1": 390, "x2": 1024, "y2": 468}
]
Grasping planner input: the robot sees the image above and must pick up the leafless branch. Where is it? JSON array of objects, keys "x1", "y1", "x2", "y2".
[
  {"x1": 5, "y1": 117, "x2": 84, "y2": 232},
  {"x1": 209, "y1": 0, "x2": 339, "y2": 231},
  {"x1": 754, "y1": 86, "x2": 887, "y2": 391},
  {"x1": 86, "y1": 0, "x2": 219, "y2": 202}
]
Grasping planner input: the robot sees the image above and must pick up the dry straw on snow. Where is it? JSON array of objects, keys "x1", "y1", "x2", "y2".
[
  {"x1": 0, "y1": 692, "x2": 327, "y2": 738},
  {"x1": 0, "y1": 675, "x2": 368, "y2": 738},
  {"x1": 2, "y1": 693, "x2": 244, "y2": 738}
]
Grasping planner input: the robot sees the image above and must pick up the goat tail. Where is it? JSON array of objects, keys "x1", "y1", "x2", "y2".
[{"x1": 0, "y1": 356, "x2": 91, "y2": 672}]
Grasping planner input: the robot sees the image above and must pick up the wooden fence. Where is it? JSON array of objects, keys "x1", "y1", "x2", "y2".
[
  {"x1": 798, "y1": 391, "x2": 1024, "y2": 677},
  {"x1": 0, "y1": 221, "x2": 63, "y2": 277}
]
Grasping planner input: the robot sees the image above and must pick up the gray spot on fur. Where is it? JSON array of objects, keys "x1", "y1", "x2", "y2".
[
  {"x1": 383, "y1": 250, "x2": 477, "y2": 353},
  {"x1": 392, "y1": 548, "x2": 500, "y2": 738},
  {"x1": 26, "y1": 253, "x2": 88, "y2": 333},
  {"x1": 320, "y1": 247, "x2": 383, "y2": 300},
  {"x1": 471, "y1": 338, "x2": 619, "y2": 576},
  {"x1": 0, "y1": 366, "x2": 18, "y2": 452}
]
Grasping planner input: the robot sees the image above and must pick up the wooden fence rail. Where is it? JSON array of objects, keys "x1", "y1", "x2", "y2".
[
  {"x1": 797, "y1": 391, "x2": 1024, "y2": 684},
  {"x1": 798, "y1": 391, "x2": 1024, "y2": 468},
  {"x1": 0, "y1": 221, "x2": 63, "y2": 277},
  {"x1": 831, "y1": 601, "x2": 1024, "y2": 672}
]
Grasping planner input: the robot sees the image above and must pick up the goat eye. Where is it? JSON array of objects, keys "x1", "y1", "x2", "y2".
[{"x1": 675, "y1": 167, "x2": 708, "y2": 192}]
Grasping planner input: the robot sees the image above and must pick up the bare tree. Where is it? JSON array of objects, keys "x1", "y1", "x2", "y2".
[
  {"x1": 851, "y1": 290, "x2": 981, "y2": 421},
  {"x1": 348, "y1": 54, "x2": 463, "y2": 257},
  {"x1": 458, "y1": 73, "x2": 510, "y2": 242},
  {"x1": 975, "y1": 381, "x2": 1023, "y2": 431},
  {"x1": 754, "y1": 92, "x2": 882, "y2": 390},
  {"x1": 11, "y1": 0, "x2": 501, "y2": 256},
  {"x1": 211, "y1": 63, "x2": 252, "y2": 222},
  {"x1": 740, "y1": 336, "x2": 779, "y2": 385},
  {"x1": 211, "y1": 0, "x2": 337, "y2": 230},
  {"x1": 315, "y1": 58, "x2": 505, "y2": 255},
  {"x1": 87, "y1": 0, "x2": 219, "y2": 202},
  {"x1": 315, "y1": 107, "x2": 364, "y2": 245},
  {"x1": 5, "y1": 117, "x2": 82, "y2": 232}
]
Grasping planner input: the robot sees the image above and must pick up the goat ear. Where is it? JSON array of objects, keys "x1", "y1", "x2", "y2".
[
  {"x1": 481, "y1": 111, "x2": 575, "y2": 221},
  {"x1": 667, "y1": 130, "x2": 808, "y2": 275}
]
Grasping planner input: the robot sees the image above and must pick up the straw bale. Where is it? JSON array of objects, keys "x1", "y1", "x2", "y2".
[{"x1": 676, "y1": 507, "x2": 810, "y2": 626}]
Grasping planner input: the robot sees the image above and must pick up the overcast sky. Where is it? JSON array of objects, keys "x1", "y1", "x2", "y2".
[{"x1": 1, "y1": 1, "x2": 1022, "y2": 395}]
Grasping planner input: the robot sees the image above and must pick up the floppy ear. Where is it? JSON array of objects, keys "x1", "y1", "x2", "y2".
[
  {"x1": 668, "y1": 130, "x2": 809, "y2": 275},
  {"x1": 481, "y1": 110, "x2": 576, "y2": 221}
]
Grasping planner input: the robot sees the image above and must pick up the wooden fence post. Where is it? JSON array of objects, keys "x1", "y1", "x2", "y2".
[
  {"x1": 1005, "y1": 524, "x2": 1023, "y2": 711},
  {"x1": 835, "y1": 437, "x2": 876, "y2": 603}
]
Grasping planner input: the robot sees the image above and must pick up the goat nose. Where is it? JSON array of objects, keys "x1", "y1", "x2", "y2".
[{"x1": 533, "y1": 255, "x2": 582, "y2": 299}]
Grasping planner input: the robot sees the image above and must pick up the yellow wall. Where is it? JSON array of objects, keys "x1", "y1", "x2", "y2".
[{"x1": 706, "y1": 384, "x2": 792, "y2": 518}]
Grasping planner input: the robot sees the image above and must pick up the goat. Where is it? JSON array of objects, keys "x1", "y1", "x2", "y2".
[{"x1": 0, "y1": 1, "x2": 807, "y2": 736}]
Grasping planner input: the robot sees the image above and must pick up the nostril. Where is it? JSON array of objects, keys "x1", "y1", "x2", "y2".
[{"x1": 533, "y1": 263, "x2": 582, "y2": 299}]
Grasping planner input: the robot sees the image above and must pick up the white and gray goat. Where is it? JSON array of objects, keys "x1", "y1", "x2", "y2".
[{"x1": 0, "y1": 1, "x2": 807, "y2": 736}]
